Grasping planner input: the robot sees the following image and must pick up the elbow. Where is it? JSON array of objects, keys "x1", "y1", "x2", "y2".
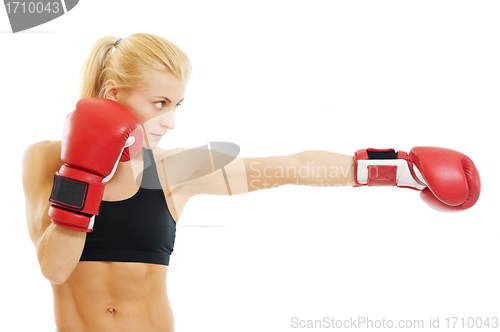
[
  {"x1": 37, "y1": 245, "x2": 74, "y2": 285},
  {"x1": 40, "y1": 262, "x2": 72, "y2": 285},
  {"x1": 35, "y1": 224, "x2": 81, "y2": 285}
]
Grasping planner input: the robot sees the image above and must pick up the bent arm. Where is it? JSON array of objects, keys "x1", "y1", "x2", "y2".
[
  {"x1": 23, "y1": 141, "x2": 85, "y2": 284},
  {"x1": 36, "y1": 223, "x2": 86, "y2": 284}
]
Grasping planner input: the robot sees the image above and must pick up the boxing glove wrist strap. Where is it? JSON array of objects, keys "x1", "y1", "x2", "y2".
[
  {"x1": 48, "y1": 165, "x2": 105, "y2": 232},
  {"x1": 354, "y1": 148, "x2": 427, "y2": 190},
  {"x1": 49, "y1": 169, "x2": 105, "y2": 215},
  {"x1": 49, "y1": 205, "x2": 95, "y2": 232}
]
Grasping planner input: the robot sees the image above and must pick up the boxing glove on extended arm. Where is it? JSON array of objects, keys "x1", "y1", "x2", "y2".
[
  {"x1": 353, "y1": 146, "x2": 480, "y2": 210},
  {"x1": 48, "y1": 98, "x2": 144, "y2": 232}
]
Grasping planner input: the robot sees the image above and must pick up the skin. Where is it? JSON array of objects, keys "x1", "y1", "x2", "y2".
[{"x1": 22, "y1": 68, "x2": 355, "y2": 332}]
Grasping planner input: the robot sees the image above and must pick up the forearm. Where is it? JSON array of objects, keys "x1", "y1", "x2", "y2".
[
  {"x1": 244, "y1": 150, "x2": 355, "y2": 191},
  {"x1": 292, "y1": 150, "x2": 355, "y2": 187},
  {"x1": 36, "y1": 222, "x2": 86, "y2": 284}
]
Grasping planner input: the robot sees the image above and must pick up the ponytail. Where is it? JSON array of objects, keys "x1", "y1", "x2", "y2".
[
  {"x1": 79, "y1": 33, "x2": 191, "y2": 99},
  {"x1": 80, "y1": 36, "x2": 117, "y2": 98}
]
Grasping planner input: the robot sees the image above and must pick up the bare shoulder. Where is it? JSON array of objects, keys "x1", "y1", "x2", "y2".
[
  {"x1": 22, "y1": 140, "x2": 62, "y2": 196},
  {"x1": 23, "y1": 140, "x2": 62, "y2": 171},
  {"x1": 153, "y1": 146, "x2": 188, "y2": 161},
  {"x1": 23, "y1": 140, "x2": 61, "y2": 162}
]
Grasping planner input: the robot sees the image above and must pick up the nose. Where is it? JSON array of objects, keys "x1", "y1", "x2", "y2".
[{"x1": 160, "y1": 111, "x2": 175, "y2": 130}]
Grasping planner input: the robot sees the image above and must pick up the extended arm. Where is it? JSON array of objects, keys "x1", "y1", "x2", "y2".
[
  {"x1": 176, "y1": 149, "x2": 354, "y2": 197},
  {"x1": 177, "y1": 145, "x2": 480, "y2": 210}
]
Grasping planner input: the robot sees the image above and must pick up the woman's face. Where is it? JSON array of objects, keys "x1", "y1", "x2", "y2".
[{"x1": 106, "y1": 68, "x2": 186, "y2": 149}]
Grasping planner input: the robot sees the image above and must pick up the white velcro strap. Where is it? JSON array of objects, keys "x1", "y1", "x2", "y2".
[
  {"x1": 102, "y1": 137, "x2": 134, "y2": 183},
  {"x1": 124, "y1": 136, "x2": 135, "y2": 148},
  {"x1": 357, "y1": 159, "x2": 427, "y2": 189},
  {"x1": 88, "y1": 215, "x2": 95, "y2": 230}
]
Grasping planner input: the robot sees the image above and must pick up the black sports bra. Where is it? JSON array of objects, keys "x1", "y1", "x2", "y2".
[{"x1": 80, "y1": 148, "x2": 176, "y2": 266}]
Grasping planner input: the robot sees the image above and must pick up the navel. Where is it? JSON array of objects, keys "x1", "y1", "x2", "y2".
[{"x1": 106, "y1": 306, "x2": 117, "y2": 315}]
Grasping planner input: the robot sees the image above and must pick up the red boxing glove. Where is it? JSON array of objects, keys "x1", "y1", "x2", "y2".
[
  {"x1": 48, "y1": 98, "x2": 144, "y2": 231},
  {"x1": 354, "y1": 146, "x2": 480, "y2": 210}
]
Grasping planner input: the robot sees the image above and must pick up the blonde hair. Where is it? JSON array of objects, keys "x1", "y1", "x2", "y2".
[{"x1": 80, "y1": 33, "x2": 192, "y2": 98}]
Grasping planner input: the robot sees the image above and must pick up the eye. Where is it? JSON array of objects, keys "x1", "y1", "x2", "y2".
[
  {"x1": 153, "y1": 100, "x2": 182, "y2": 110},
  {"x1": 154, "y1": 101, "x2": 166, "y2": 110}
]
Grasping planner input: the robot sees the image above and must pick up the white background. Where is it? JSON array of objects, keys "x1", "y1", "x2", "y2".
[{"x1": 1, "y1": 0, "x2": 498, "y2": 331}]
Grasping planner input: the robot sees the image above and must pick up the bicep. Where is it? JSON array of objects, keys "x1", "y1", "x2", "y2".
[
  {"x1": 180, "y1": 154, "x2": 297, "y2": 196},
  {"x1": 156, "y1": 146, "x2": 247, "y2": 197}
]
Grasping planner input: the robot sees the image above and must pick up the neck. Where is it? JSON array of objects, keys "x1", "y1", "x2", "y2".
[{"x1": 111, "y1": 152, "x2": 145, "y2": 183}]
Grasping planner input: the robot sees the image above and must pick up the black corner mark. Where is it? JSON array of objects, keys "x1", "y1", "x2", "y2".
[{"x1": 4, "y1": 0, "x2": 80, "y2": 33}]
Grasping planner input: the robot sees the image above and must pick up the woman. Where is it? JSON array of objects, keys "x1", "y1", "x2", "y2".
[{"x1": 22, "y1": 33, "x2": 480, "y2": 332}]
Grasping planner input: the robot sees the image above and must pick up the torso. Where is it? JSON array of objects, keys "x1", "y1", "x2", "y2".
[
  {"x1": 53, "y1": 262, "x2": 173, "y2": 332},
  {"x1": 37, "y1": 141, "x2": 190, "y2": 332}
]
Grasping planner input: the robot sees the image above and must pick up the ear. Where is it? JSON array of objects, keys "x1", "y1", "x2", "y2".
[{"x1": 103, "y1": 79, "x2": 119, "y2": 101}]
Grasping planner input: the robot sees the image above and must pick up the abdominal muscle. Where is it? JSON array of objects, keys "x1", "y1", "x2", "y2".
[{"x1": 52, "y1": 261, "x2": 174, "y2": 332}]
